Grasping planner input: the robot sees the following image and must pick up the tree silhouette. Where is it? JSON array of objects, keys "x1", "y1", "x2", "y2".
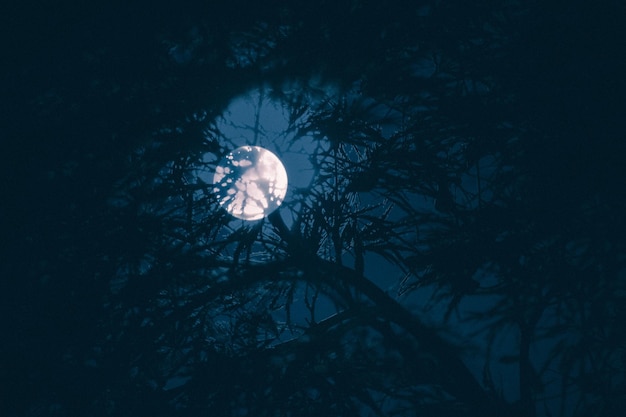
[{"x1": 3, "y1": 1, "x2": 625, "y2": 416}]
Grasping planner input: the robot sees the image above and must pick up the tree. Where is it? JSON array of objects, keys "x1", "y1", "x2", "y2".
[{"x1": 3, "y1": 1, "x2": 625, "y2": 416}]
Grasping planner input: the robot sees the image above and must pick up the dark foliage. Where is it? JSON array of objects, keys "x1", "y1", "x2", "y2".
[{"x1": 3, "y1": 1, "x2": 625, "y2": 416}]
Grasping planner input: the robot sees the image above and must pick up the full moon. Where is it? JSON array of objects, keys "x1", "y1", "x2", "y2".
[{"x1": 213, "y1": 146, "x2": 288, "y2": 221}]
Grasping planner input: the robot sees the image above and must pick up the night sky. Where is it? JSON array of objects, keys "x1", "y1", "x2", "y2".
[{"x1": 2, "y1": 1, "x2": 625, "y2": 416}]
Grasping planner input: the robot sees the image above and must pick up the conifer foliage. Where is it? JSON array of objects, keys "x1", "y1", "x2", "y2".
[{"x1": 3, "y1": 1, "x2": 625, "y2": 416}]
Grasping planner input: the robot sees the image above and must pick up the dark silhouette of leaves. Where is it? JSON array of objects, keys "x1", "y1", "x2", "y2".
[{"x1": 4, "y1": 1, "x2": 625, "y2": 417}]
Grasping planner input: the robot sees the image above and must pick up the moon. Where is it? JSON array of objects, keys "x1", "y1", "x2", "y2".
[{"x1": 213, "y1": 146, "x2": 288, "y2": 221}]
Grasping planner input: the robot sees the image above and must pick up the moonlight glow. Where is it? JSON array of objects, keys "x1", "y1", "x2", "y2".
[{"x1": 213, "y1": 146, "x2": 288, "y2": 221}]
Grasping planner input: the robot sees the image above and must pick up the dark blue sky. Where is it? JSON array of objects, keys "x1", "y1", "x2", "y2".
[{"x1": 3, "y1": 1, "x2": 625, "y2": 416}]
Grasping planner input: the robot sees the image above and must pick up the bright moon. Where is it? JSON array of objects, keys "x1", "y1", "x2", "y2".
[{"x1": 213, "y1": 146, "x2": 288, "y2": 221}]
